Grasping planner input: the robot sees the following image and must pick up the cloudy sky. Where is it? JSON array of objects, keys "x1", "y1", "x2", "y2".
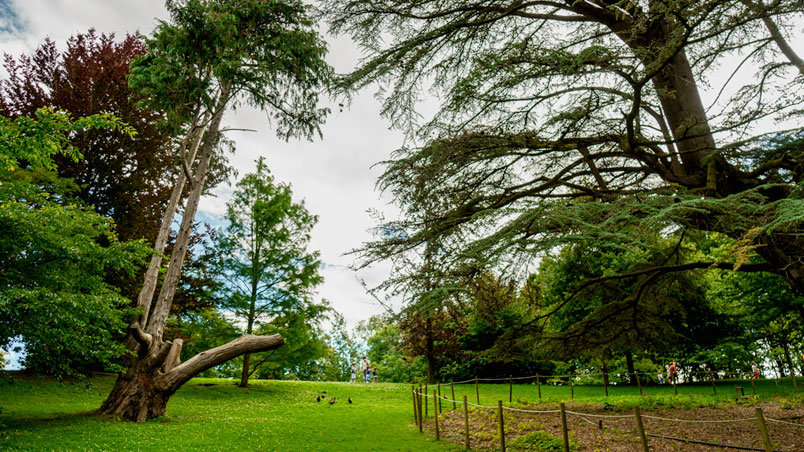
[{"x1": 0, "y1": 0, "x2": 408, "y2": 328}]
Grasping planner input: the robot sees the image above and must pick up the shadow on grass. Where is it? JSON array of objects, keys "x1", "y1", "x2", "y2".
[{"x1": 0, "y1": 410, "x2": 103, "y2": 430}]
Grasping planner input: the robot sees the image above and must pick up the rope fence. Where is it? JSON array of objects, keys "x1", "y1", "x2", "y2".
[
  {"x1": 438, "y1": 369, "x2": 801, "y2": 406},
  {"x1": 410, "y1": 387, "x2": 803, "y2": 452}
]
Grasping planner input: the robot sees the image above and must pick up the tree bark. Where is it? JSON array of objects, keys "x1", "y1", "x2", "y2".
[
  {"x1": 100, "y1": 334, "x2": 283, "y2": 421},
  {"x1": 240, "y1": 353, "x2": 252, "y2": 387},
  {"x1": 625, "y1": 350, "x2": 635, "y2": 385}
]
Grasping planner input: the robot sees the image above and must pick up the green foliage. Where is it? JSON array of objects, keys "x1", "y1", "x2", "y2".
[
  {"x1": 0, "y1": 108, "x2": 134, "y2": 174},
  {"x1": 208, "y1": 157, "x2": 324, "y2": 380},
  {"x1": 131, "y1": 0, "x2": 332, "y2": 140},
  {"x1": 359, "y1": 315, "x2": 426, "y2": 382},
  {"x1": 509, "y1": 430, "x2": 577, "y2": 452},
  {"x1": 0, "y1": 109, "x2": 150, "y2": 377}
]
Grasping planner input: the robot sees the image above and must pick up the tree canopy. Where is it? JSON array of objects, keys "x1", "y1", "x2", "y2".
[
  {"x1": 326, "y1": 0, "x2": 804, "y2": 336},
  {"x1": 0, "y1": 108, "x2": 151, "y2": 376}
]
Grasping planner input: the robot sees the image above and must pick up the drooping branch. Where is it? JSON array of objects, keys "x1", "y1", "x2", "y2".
[
  {"x1": 529, "y1": 260, "x2": 776, "y2": 325},
  {"x1": 161, "y1": 334, "x2": 284, "y2": 389}
]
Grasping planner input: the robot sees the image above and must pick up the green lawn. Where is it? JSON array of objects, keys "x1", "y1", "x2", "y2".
[
  {"x1": 1, "y1": 375, "x2": 800, "y2": 451},
  {"x1": 0, "y1": 375, "x2": 459, "y2": 452}
]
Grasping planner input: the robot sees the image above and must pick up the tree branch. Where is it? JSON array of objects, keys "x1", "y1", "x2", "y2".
[{"x1": 161, "y1": 333, "x2": 284, "y2": 390}]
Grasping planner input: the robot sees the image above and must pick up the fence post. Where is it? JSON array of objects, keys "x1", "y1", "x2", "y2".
[
  {"x1": 412, "y1": 386, "x2": 418, "y2": 426},
  {"x1": 635, "y1": 371, "x2": 643, "y2": 396},
  {"x1": 559, "y1": 402, "x2": 570, "y2": 452},
  {"x1": 498, "y1": 400, "x2": 506, "y2": 452},
  {"x1": 451, "y1": 380, "x2": 456, "y2": 410},
  {"x1": 418, "y1": 385, "x2": 423, "y2": 433},
  {"x1": 710, "y1": 370, "x2": 717, "y2": 396},
  {"x1": 755, "y1": 407, "x2": 773, "y2": 452},
  {"x1": 476, "y1": 376, "x2": 480, "y2": 404},
  {"x1": 569, "y1": 371, "x2": 574, "y2": 400},
  {"x1": 634, "y1": 406, "x2": 649, "y2": 452},
  {"x1": 463, "y1": 395, "x2": 470, "y2": 450},
  {"x1": 433, "y1": 390, "x2": 440, "y2": 440},
  {"x1": 537, "y1": 374, "x2": 541, "y2": 401},
  {"x1": 603, "y1": 371, "x2": 609, "y2": 397},
  {"x1": 438, "y1": 382, "x2": 442, "y2": 414},
  {"x1": 424, "y1": 382, "x2": 428, "y2": 417}
]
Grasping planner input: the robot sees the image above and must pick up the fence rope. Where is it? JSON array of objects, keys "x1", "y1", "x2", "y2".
[
  {"x1": 766, "y1": 417, "x2": 804, "y2": 427},
  {"x1": 641, "y1": 414, "x2": 757, "y2": 423},
  {"x1": 564, "y1": 410, "x2": 632, "y2": 419}
]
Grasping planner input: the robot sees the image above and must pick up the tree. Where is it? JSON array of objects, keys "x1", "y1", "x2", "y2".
[
  {"x1": 213, "y1": 157, "x2": 323, "y2": 387},
  {"x1": 1, "y1": 30, "x2": 174, "y2": 246},
  {"x1": 100, "y1": 0, "x2": 331, "y2": 421},
  {"x1": 326, "y1": 1, "x2": 804, "y2": 332},
  {"x1": 0, "y1": 108, "x2": 151, "y2": 377}
]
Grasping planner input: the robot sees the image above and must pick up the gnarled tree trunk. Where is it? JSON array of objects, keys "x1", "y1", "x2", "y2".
[
  {"x1": 99, "y1": 83, "x2": 287, "y2": 421},
  {"x1": 101, "y1": 334, "x2": 284, "y2": 421}
]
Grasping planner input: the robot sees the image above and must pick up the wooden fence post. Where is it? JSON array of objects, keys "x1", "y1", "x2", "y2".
[
  {"x1": 569, "y1": 371, "x2": 574, "y2": 400},
  {"x1": 463, "y1": 395, "x2": 470, "y2": 450},
  {"x1": 424, "y1": 382, "x2": 428, "y2": 417},
  {"x1": 559, "y1": 402, "x2": 570, "y2": 452},
  {"x1": 635, "y1": 371, "x2": 643, "y2": 396},
  {"x1": 498, "y1": 400, "x2": 506, "y2": 452},
  {"x1": 451, "y1": 380, "x2": 456, "y2": 410},
  {"x1": 476, "y1": 376, "x2": 480, "y2": 404},
  {"x1": 412, "y1": 386, "x2": 418, "y2": 425},
  {"x1": 433, "y1": 390, "x2": 440, "y2": 440},
  {"x1": 755, "y1": 407, "x2": 772, "y2": 452},
  {"x1": 418, "y1": 386, "x2": 423, "y2": 433},
  {"x1": 537, "y1": 374, "x2": 541, "y2": 401},
  {"x1": 438, "y1": 382, "x2": 442, "y2": 414},
  {"x1": 634, "y1": 406, "x2": 649, "y2": 452}
]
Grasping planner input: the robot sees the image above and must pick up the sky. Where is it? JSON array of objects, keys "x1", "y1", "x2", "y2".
[{"x1": 0, "y1": 0, "x2": 408, "y2": 335}]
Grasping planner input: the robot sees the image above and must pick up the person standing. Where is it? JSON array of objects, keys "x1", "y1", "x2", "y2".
[
  {"x1": 350, "y1": 362, "x2": 357, "y2": 383},
  {"x1": 669, "y1": 362, "x2": 678, "y2": 383},
  {"x1": 372, "y1": 366, "x2": 378, "y2": 383},
  {"x1": 751, "y1": 361, "x2": 760, "y2": 379},
  {"x1": 657, "y1": 370, "x2": 666, "y2": 384},
  {"x1": 361, "y1": 356, "x2": 370, "y2": 383}
]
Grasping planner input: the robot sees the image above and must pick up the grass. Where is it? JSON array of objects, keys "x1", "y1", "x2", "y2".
[
  {"x1": 0, "y1": 375, "x2": 460, "y2": 452},
  {"x1": 424, "y1": 377, "x2": 802, "y2": 410},
  {"x1": 1, "y1": 374, "x2": 800, "y2": 451}
]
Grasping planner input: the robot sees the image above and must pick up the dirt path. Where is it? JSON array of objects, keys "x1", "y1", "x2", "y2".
[{"x1": 430, "y1": 400, "x2": 804, "y2": 451}]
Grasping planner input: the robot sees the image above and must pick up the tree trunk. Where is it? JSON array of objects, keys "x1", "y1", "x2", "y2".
[
  {"x1": 100, "y1": 334, "x2": 284, "y2": 421},
  {"x1": 625, "y1": 350, "x2": 635, "y2": 385},
  {"x1": 240, "y1": 353, "x2": 251, "y2": 388}
]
